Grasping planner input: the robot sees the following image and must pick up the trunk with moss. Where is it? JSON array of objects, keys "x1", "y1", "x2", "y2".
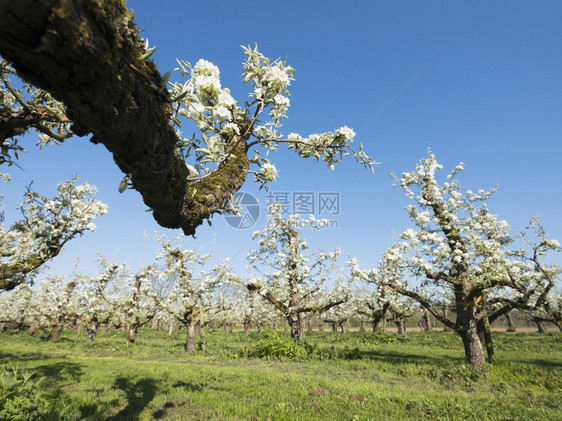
[
  {"x1": 505, "y1": 312, "x2": 516, "y2": 332},
  {"x1": 534, "y1": 317, "x2": 547, "y2": 334},
  {"x1": 0, "y1": 0, "x2": 250, "y2": 236},
  {"x1": 423, "y1": 307, "x2": 432, "y2": 332},
  {"x1": 477, "y1": 314, "x2": 495, "y2": 363},
  {"x1": 395, "y1": 318, "x2": 406, "y2": 335},
  {"x1": 87, "y1": 321, "x2": 97, "y2": 342},
  {"x1": 455, "y1": 298, "x2": 487, "y2": 370},
  {"x1": 185, "y1": 320, "x2": 196, "y2": 352}
]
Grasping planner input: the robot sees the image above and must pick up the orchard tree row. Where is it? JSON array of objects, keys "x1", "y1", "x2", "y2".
[{"x1": 1, "y1": 158, "x2": 561, "y2": 372}]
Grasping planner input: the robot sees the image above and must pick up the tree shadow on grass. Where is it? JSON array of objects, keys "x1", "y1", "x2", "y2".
[
  {"x1": 33, "y1": 361, "x2": 84, "y2": 382},
  {"x1": 507, "y1": 358, "x2": 562, "y2": 369},
  {"x1": 361, "y1": 349, "x2": 461, "y2": 366},
  {"x1": 106, "y1": 376, "x2": 159, "y2": 420},
  {"x1": 0, "y1": 351, "x2": 58, "y2": 363}
]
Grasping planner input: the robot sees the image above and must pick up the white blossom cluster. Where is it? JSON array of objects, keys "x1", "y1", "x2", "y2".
[
  {"x1": 0, "y1": 177, "x2": 108, "y2": 289},
  {"x1": 167, "y1": 44, "x2": 374, "y2": 190}
]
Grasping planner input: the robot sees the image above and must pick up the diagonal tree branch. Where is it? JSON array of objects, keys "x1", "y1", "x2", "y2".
[{"x1": 0, "y1": 0, "x2": 248, "y2": 235}]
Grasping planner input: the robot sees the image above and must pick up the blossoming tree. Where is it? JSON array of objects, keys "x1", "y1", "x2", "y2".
[
  {"x1": 242, "y1": 204, "x2": 351, "y2": 340},
  {"x1": 153, "y1": 235, "x2": 223, "y2": 352},
  {"x1": 0, "y1": 176, "x2": 107, "y2": 291},
  {"x1": 351, "y1": 152, "x2": 560, "y2": 369}
]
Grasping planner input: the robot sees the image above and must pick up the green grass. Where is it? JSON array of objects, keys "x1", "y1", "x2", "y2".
[{"x1": 1, "y1": 329, "x2": 560, "y2": 420}]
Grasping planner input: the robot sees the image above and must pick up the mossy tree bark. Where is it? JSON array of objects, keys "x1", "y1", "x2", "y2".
[{"x1": 0, "y1": 0, "x2": 249, "y2": 235}]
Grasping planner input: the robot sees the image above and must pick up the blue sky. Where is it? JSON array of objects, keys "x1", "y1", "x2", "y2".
[{"x1": 3, "y1": 0, "x2": 562, "y2": 279}]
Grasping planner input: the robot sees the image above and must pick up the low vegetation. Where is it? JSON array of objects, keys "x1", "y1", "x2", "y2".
[{"x1": 1, "y1": 329, "x2": 560, "y2": 420}]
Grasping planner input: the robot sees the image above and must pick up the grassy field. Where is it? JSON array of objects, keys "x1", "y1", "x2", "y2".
[{"x1": 1, "y1": 329, "x2": 560, "y2": 420}]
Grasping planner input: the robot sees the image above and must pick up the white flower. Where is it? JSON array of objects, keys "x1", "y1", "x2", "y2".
[
  {"x1": 213, "y1": 105, "x2": 232, "y2": 120},
  {"x1": 264, "y1": 66, "x2": 290, "y2": 86},
  {"x1": 218, "y1": 89, "x2": 236, "y2": 107},
  {"x1": 254, "y1": 87, "x2": 264, "y2": 99},
  {"x1": 287, "y1": 133, "x2": 302, "y2": 142},
  {"x1": 194, "y1": 59, "x2": 220, "y2": 78},
  {"x1": 260, "y1": 163, "x2": 278, "y2": 182},
  {"x1": 273, "y1": 94, "x2": 290, "y2": 108},
  {"x1": 222, "y1": 123, "x2": 240, "y2": 135},
  {"x1": 183, "y1": 103, "x2": 205, "y2": 120},
  {"x1": 336, "y1": 126, "x2": 356, "y2": 141}
]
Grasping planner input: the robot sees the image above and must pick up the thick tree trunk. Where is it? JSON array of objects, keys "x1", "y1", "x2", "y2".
[
  {"x1": 340, "y1": 321, "x2": 348, "y2": 334},
  {"x1": 330, "y1": 323, "x2": 337, "y2": 332},
  {"x1": 244, "y1": 317, "x2": 251, "y2": 336},
  {"x1": 395, "y1": 319, "x2": 406, "y2": 335},
  {"x1": 359, "y1": 321, "x2": 365, "y2": 332},
  {"x1": 198, "y1": 326, "x2": 206, "y2": 351},
  {"x1": 51, "y1": 324, "x2": 63, "y2": 341},
  {"x1": 505, "y1": 312, "x2": 516, "y2": 332},
  {"x1": 423, "y1": 308, "x2": 432, "y2": 332},
  {"x1": 87, "y1": 322, "x2": 97, "y2": 342},
  {"x1": 477, "y1": 315, "x2": 495, "y2": 363},
  {"x1": 442, "y1": 308, "x2": 452, "y2": 332},
  {"x1": 534, "y1": 317, "x2": 547, "y2": 334},
  {"x1": 372, "y1": 315, "x2": 383, "y2": 332},
  {"x1": 185, "y1": 321, "x2": 196, "y2": 352},
  {"x1": 224, "y1": 324, "x2": 232, "y2": 334},
  {"x1": 456, "y1": 305, "x2": 487, "y2": 370},
  {"x1": 288, "y1": 313, "x2": 304, "y2": 340},
  {"x1": 125, "y1": 322, "x2": 138, "y2": 343},
  {"x1": 0, "y1": 0, "x2": 250, "y2": 236}
]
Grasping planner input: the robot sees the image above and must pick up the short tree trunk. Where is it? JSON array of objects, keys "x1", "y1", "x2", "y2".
[
  {"x1": 395, "y1": 319, "x2": 406, "y2": 335},
  {"x1": 224, "y1": 324, "x2": 232, "y2": 334},
  {"x1": 423, "y1": 308, "x2": 432, "y2": 332},
  {"x1": 87, "y1": 322, "x2": 97, "y2": 342},
  {"x1": 185, "y1": 322, "x2": 196, "y2": 352},
  {"x1": 51, "y1": 325, "x2": 64, "y2": 341},
  {"x1": 289, "y1": 313, "x2": 304, "y2": 340},
  {"x1": 534, "y1": 317, "x2": 547, "y2": 334},
  {"x1": 372, "y1": 315, "x2": 383, "y2": 332},
  {"x1": 505, "y1": 312, "x2": 516, "y2": 332},
  {"x1": 442, "y1": 308, "x2": 451, "y2": 332},
  {"x1": 477, "y1": 315, "x2": 495, "y2": 363},
  {"x1": 244, "y1": 318, "x2": 251, "y2": 336},
  {"x1": 198, "y1": 327, "x2": 206, "y2": 351},
  {"x1": 168, "y1": 322, "x2": 175, "y2": 336},
  {"x1": 457, "y1": 306, "x2": 487, "y2": 370},
  {"x1": 125, "y1": 323, "x2": 138, "y2": 343}
]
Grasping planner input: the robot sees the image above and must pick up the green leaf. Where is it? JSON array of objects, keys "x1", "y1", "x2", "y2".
[
  {"x1": 139, "y1": 47, "x2": 156, "y2": 61},
  {"x1": 118, "y1": 175, "x2": 130, "y2": 193}
]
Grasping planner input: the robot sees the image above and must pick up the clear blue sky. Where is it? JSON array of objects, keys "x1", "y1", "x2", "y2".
[{"x1": 3, "y1": 0, "x2": 562, "y2": 279}]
